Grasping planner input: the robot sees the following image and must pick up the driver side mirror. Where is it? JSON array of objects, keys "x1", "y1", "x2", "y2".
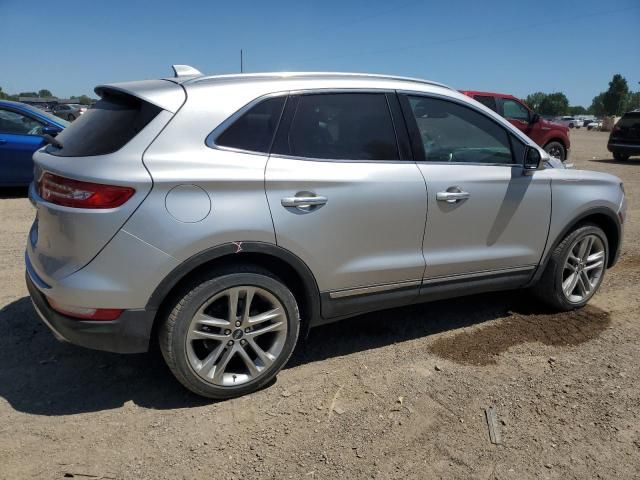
[
  {"x1": 524, "y1": 147, "x2": 542, "y2": 170},
  {"x1": 41, "y1": 125, "x2": 61, "y2": 137},
  {"x1": 530, "y1": 113, "x2": 540, "y2": 124}
]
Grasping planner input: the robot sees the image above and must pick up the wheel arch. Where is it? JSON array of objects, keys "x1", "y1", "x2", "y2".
[
  {"x1": 543, "y1": 137, "x2": 567, "y2": 150},
  {"x1": 146, "y1": 242, "x2": 322, "y2": 339},
  {"x1": 529, "y1": 207, "x2": 622, "y2": 286}
]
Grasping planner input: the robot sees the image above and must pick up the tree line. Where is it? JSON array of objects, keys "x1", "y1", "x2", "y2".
[
  {"x1": 525, "y1": 74, "x2": 639, "y2": 118},
  {"x1": 0, "y1": 87, "x2": 93, "y2": 105}
]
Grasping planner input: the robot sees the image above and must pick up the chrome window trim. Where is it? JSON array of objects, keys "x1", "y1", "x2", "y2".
[
  {"x1": 421, "y1": 265, "x2": 535, "y2": 284},
  {"x1": 329, "y1": 279, "x2": 422, "y2": 299}
]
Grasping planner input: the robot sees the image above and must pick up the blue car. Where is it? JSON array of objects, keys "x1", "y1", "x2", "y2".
[{"x1": 0, "y1": 100, "x2": 69, "y2": 186}]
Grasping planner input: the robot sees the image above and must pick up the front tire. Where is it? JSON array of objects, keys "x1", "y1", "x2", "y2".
[
  {"x1": 533, "y1": 225, "x2": 608, "y2": 311},
  {"x1": 159, "y1": 268, "x2": 300, "y2": 399},
  {"x1": 544, "y1": 141, "x2": 566, "y2": 161},
  {"x1": 613, "y1": 153, "x2": 629, "y2": 161}
]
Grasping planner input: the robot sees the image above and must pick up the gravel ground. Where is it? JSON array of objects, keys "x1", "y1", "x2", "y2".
[{"x1": 0, "y1": 129, "x2": 638, "y2": 480}]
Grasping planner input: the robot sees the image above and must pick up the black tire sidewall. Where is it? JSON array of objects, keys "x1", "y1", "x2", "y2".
[
  {"x1": 164, "y1": 272, "x2": 300, "y2": 399},
  {"x1": 551, "y1": 225, "x2": 609, "y2": 309},
  {"x1": 544, "y1": 141, "x2": 566, "y2": 161}
]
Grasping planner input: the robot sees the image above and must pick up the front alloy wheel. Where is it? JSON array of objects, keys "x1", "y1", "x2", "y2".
[
  {"x1": 159, "y1": 269, "x2": 300, "y2": 399},
  {"x1": 561, "y1": 234, "x2": 605, "y2": 304}
]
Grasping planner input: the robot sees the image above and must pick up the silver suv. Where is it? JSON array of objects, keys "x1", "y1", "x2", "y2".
[{"x1": 26, "y1": 67, "x2": 626, "y2": 399}]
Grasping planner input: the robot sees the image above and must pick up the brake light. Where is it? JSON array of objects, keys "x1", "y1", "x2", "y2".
[
  {"x1": 38, "y1": 173, "x2": 134, "y2": 209},
  {"x1": 47, "y1": 297, "x2": 123, "y2": 321}
]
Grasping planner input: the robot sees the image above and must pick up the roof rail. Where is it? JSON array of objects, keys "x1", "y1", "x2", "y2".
[
  {"x1": 187, "y1": 71, "x2": 451, "y2": 89},
  {"x1": 171, "y1": 65, "x2": 203, "y2": 78}
]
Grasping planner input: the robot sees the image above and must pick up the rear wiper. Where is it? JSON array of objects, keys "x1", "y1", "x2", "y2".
[{"x1": 43, "y1": 134, "x2": 63, "y2": 149}]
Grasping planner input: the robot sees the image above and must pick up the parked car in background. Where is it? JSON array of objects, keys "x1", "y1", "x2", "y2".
[
  {"x1": 26, "y1": 69, "x2": 625, "y2": 399},
  {"x1": 460, "y1": 91, "x2": 571, "y2": 161},
  {"x1": 587, "y1": 120, "x2": 602, "y2": 131},
  {"x1": 555, "y1": 116, "x2": 581, "y2": 129},
  {"x1": 0, "y1": 100, "x2": 68, "y2": 186},
  {"x1": 608, "y1": 111, "x2": 640, "y2": 160},
  {"x1": 52, "y1": 104, "x2": 87, "y2": 121}
]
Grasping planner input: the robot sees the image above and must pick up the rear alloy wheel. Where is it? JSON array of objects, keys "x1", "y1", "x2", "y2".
[
  {"x1": 613, "y1": 153, "x2": 629, "y2": 161},
  {"x1": 159, "y1": 270, "x2": 300, "y2": 399},
  {"x1": 533, "y1": 224, "x2": 608, "y2": 311},
  {"x1": 67, "y1": 114, "x2": 76, "y2": 121},
  {"x1": 544, "y1": 141, "x2": 566, "y2": 161}
]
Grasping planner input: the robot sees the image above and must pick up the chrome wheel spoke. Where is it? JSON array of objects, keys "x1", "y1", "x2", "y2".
[
  {"x1": 562, "y1": 234, "x2": 605, "y2": 303},
  {"x1": 193, "y1": 312, "x2": 229, "y2": 328},
  {"x1": 247, "y1": 320, "x2": 285, "y2": 337},
  {"x1": 227, "y1": 288, "x2": 240, "y2": 322},
  {"x1": 198, "y1": 343, "x2": 226, "y2": 378},
  {"x1": 211, "y1": 347, "x2": 236, "y2": 383},
  {"x1": 248, "y1": 307, "x2": 284, "y2": 325},
  {"x1": 563, "y1": 272, "x2": 579, "y2": 296},
  {"x1": 242, "y1": 287, "x2": 256, "y2": 323},
  {"x1": 237, "y1": 346, "x2": 260, "y2": 377},
  {"x1": 188, "y1": 329, "x2": 228, "y2": 341},
  {"x1": 247, "y1": 337, "x2": 275, "y2": 368}
]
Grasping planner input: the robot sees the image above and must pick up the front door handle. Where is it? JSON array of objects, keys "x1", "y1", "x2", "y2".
[
  {"x1": 436, "y1": 189, "x2": 470, "y2": 203},
  {"x1": 281, "y1": 195, "x2": 328, "y2": 209}
]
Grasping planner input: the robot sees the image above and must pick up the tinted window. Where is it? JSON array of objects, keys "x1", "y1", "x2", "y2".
[
  {"x1": 407, "y1": 96, "x2": 513, "y2": 164},
  {"x1": 0, "y1": 108, "x2": 44, "y2": 135},
  {"x1": 215, "y1": 96, "x2": 285, "y2": 153},
  {"x1": 279, "y1": 93, "x2": 399, "y2": 160},
  {"x1": 50, "y1": 92, "x2": 161, "y2": 157},
  {"x1": 503, "y1": 99, "x2": 530, "y2": 122},
  {"x1": 617, "y1": 112, "x2": 640, "y2": 129},
  {"x1": 474, "y1": 95, "x2": 497, "y2": 112}
]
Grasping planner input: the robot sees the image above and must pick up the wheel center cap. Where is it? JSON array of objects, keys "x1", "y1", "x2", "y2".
[{"x1": 232, "y1": 329, "x2": 244, "y2": 340}]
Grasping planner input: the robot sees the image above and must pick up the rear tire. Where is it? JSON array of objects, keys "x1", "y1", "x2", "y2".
[
  {"x1": 544, "y1": 141, "x2": 566, "y2": 161},
  {"x1": 68, "y1": 114, "x2": 76, "y2": 121},
  {"x1": 613, "y1": 153, "x2": 629, "y2": 161},
  {"x1": 532, "y1": 225, "x2": 608, "y2": 311},
  {"x1": 159, "y1": 267, "x2": 300, "y2": 399}
]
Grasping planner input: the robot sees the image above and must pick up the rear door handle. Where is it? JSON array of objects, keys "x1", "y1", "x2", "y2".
[
  {"x1": 281, "y1": 195, "x2": 328, "y2": 208},
  {"x1": 436, "y1": 190, "x2": 470, "y2": 203}
]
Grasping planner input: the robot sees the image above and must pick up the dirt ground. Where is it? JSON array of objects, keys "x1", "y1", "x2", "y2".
[{"x1": 0, "y1": 129, "x2": 638, "y2": 480}]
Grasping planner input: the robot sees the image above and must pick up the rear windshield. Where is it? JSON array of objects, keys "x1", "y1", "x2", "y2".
[
  {"x1": 50, "y1": 92, "x2": 161, "y2": 157},
  {"x1": 618, "y1": 113, "x2": 640, "y2": 128}
]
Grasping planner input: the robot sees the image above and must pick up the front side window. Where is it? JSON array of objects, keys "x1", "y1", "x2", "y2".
[
  {"x1": 502, "y1": 99, "x2": 530, "y2": 122},
  {"x1": 407, "y1": 96, "x2": 513, "y2": 164},
  {"x1": 215, "y1": 96, "x2": 286, "y2": 154},
  {"x1": 0, "y1": 108, "x2": 44, "y2": 135},
  {"x1": 279, "y1": 93, "x2": 399, "y2": 161}
]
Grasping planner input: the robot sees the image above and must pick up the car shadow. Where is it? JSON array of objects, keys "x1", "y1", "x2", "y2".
[
  {"x1": 0, "y1": 292, "x2": 610, "y2": 416},
  {"x1": 0, "y1": 186, "x2": 29, "y2": 199},
  {"x1": 590, "y1": 157, "x2": 640, "y2": 165}
]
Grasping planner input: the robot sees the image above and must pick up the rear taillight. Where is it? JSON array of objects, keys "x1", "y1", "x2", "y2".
[
  {"x1": 47, "y1": 297, "x2": 123, "y2": 321},
  {"x1": 37, "y1": 173, "x2": 135, "y2": 209}
]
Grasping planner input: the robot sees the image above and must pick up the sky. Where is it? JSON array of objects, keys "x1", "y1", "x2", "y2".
[{"x1": 2, "y1": 0, "x2": 639, "y2": 107}]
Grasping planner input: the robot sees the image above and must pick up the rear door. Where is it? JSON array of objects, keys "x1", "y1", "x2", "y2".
[
  {"x1": 265, "y1": 91, "x2": 427, "y2": 305},
  {"x1": 0, "y1": 107, "x2": 45, "y2": 185},
  {"x1": 400, "y1": 93, "x2": 551, "y2": 281}
]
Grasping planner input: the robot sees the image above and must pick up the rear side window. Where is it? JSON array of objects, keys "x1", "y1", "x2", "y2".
[
  {"x1": 474, "y1": 95, "x2": 497, "y2": 112},
  {"x1": 406, "y1": 96, "x2": 513, "y2": 164},
  {"x1": 617, "y1": 112, "x2": 640, "y2": 129},
  {"x1": 215, "y1": 96, "x2": 286, "y2": 153},
  {"x1": 275, "y1": 93, "x2": 399, "y2": 161},
  {"x1": 50, "y1": 92, "x2": 161, "y2": 157}
]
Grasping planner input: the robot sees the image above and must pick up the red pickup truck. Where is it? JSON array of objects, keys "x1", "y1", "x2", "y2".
[{"x1": 460, "y1": 91, "x2": 571, "y2": 161}]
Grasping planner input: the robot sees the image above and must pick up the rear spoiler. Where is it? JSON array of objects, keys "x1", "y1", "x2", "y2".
[{"x1": 94, "y1": 79, "x2": 186, "y2": 113}]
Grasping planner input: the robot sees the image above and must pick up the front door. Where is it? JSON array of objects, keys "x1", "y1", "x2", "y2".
[
  {"x1": 266, "y1": 92, "x2": 428, "y2": 300},
  {"x1": 400, "y1": 94, "x2": 551, "y2": 281}
]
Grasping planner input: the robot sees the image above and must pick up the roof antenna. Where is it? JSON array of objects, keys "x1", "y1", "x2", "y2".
[
  {"x1": 240, "y1": 49, "x2": 244, "y2": 73},
  {"x1": 171, "y1": 65, "x2": 203, "y2": 78}
]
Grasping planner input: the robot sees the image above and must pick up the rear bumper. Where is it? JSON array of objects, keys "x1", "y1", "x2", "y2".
[
  {"x1": 26, "y1": 270, "x2": 156, "y2": 354},
  {"x1": 607, "y1": 142, "x2": 640, "y2": 155}
]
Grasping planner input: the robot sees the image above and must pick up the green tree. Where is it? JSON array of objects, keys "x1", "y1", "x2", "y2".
[
  {"x1": 568, "y1": 105, "x2": 587, "y2": 115},
  {"x1": 589, "y1": 92, "x2": 606, "y2": 116},
  {"x1": 18, "y1": 91, "x2": 38, "y2": 98},
  {"x1": 602, "y1": 74, "x2": 629, "y2": 116},
  {"x1": 538, "y1": 92, "x2": 569, "y2": 116},
  {"x1": 38, "y1": 89, "x2": 53, "y2": 98},
  {"x1": 0, "y1": 86, "x2": 8, "y2": 100},
  {"x1": 525, "y1": 92, "x2": 547, "y2": 111},
  {"x1": 627, "y1": 91, "x2": 640, "y2": 111},
  {"x1": 77, "y1": 95, "x2": 92, "y2": 105}
]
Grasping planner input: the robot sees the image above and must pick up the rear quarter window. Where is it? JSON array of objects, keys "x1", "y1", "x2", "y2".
[{"x1": 50, "y1": 92, "x2": 161, "y2": 157}]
